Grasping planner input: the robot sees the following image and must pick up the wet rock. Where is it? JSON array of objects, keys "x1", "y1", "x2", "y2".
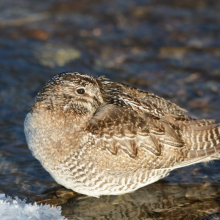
[{"x1": 35, "y1": 43, "x2": 81, "y2": 68}]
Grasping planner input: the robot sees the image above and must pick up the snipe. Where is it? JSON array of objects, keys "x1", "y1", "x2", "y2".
[{"x1": 24, "y1": 72, "x2": 220, "y2": 197}]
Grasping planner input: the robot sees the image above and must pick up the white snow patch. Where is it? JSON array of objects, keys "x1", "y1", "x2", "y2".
[{"x1": 0, "y1": 194, "x2": 66, "y2": 220}]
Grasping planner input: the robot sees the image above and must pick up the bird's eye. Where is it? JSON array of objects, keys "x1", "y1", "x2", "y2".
[{"x1": 76, "y1": 88, "x2": 85, "y2": 94}]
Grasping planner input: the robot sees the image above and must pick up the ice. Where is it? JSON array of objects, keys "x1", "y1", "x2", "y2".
[{"x1": 0, "y1": 194, "x2": 66, "y2": 220}]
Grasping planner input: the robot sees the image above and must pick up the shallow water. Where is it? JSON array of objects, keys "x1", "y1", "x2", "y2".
[{"x1": 0, "y1": 0, "x2": 220, "y2": 219}]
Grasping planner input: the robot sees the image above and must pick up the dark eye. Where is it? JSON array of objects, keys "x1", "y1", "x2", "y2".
[{"x1": 76, "y1": 88, "x2": 85, "y2": 94}]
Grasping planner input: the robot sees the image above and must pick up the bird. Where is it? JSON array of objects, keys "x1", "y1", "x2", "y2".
[{"x1": 24, "y1": 72, "x2": 220, "y2": 197}]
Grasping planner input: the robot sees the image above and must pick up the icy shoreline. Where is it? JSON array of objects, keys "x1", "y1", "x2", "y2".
[{"x1": 0, "y1": 194, "x2": 66, "y2": 220}]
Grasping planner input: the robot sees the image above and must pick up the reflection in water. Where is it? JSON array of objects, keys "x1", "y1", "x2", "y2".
[{"x1": 61, "y1": 182, "x2": 220, "y2": 219}]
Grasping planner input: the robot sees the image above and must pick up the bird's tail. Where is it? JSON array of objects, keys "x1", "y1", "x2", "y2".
[{"x1": 182, "y1": 119, "x2": 220, "y2": 161}]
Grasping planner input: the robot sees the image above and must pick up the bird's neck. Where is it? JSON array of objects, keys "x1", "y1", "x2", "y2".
[
  {"x1": 32, "y1": 101, "x2": 92, "y2": 132},
  {"x1": 26, "y1": 102, "x2": 92, "y2": 166}
]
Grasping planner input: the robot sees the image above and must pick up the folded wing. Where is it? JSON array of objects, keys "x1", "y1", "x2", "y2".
[{"x1": 86, "y1": 104, "x2": 185, "y2": 159}]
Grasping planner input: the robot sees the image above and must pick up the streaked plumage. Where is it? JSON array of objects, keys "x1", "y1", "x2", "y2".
[{"x1": 24, "y1": 72, "x2": 220, "y2": 197}]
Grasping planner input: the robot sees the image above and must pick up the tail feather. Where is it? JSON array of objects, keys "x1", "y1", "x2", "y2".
[{"x1": 182, "y1": 120, "x2": 220, "y2": 160}]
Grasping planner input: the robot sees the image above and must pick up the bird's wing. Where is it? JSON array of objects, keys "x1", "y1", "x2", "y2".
[
  {"x1": 97, "y1": 78, "x2": 189, "y2": 120},
  {"x1": 86, "y1": 104, "x2": 185, "y2": 159}
]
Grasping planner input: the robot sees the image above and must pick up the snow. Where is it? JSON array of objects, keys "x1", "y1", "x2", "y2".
[{"x1": 0, "y1": 194, "x2": 66, "y2": 220}]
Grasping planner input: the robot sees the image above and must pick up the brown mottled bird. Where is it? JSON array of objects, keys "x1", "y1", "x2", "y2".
[{"x1": 24, "y1": 72, "x2": 220, "y2": 197}]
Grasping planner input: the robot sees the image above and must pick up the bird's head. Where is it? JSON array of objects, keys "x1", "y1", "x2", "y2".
[{"x1": 35, "y1": 72, "x2": 104, "y2": 116}]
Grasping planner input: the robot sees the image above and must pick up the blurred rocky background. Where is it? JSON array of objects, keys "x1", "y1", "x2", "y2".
[{"x1": 0, "y1": 0, "x2": 220, "y2": 219}]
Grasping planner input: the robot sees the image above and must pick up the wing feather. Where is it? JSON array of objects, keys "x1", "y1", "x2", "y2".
[
  {"x1": 86, "y1": 104, "x2": 185, "y2": 158},
  {"x1": 97, "y1": 79, "x2": 188, "y2": 119}
]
